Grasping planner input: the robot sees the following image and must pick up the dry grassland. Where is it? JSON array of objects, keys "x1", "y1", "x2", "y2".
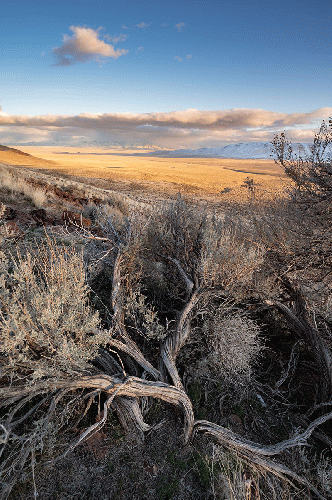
[
  {"x1": 14, "y1": 146, "x2": 286, "y2": 198},
  {"x1": 0, "y1": 148, "x2": 56, "y2": 168}
]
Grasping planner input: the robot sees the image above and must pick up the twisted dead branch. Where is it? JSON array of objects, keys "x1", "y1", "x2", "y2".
[
  {"x1": 0, "y1": 375, "x2": 194, "y2": 443},
  {"x1": 111, "y1": 396, "x2": 151, "y2": 440},
  {"x1": 194, "y1": 418, "x2": 332, "y2": 500},
  {"x1": 266, "y1": 280, "x2": 332, "y2": 402},
  {"x1": 0, "y1": 373, "x2": 195, "y2": 498},
  {"x1": 161, "y1": 290, "x2": 200, "y2": 389},
  {"x1": 194, "y1": 409, "x2": 332, "y2": 457}
]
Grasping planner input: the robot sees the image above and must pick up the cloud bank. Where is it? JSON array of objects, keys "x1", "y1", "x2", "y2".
[
  {"x1": 52, "y1": 26, "x2": 128, "y2": 66},
  {"x1": 0, "y1": 107, "x2": 331, "y2": 148}
]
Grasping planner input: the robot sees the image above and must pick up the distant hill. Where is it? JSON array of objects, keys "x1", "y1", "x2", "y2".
[
  {"x1": 142, "y1": 142, "x2": 332, "y2": 160},
  {"x1": 0, "y1": 145, "x2": 31, "y2": 156},
  {"x1": 0, "y1": 145, "x2": 55, "y2": 167}
]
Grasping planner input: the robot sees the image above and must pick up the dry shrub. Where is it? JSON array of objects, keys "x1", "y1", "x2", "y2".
[
  {"x1": 0, "y1": 203, "x2": 6, "y2": 219},
  {"x1": 139, "y1": 195, "x2": 265, "y2": 309},
  {"x1": 202, "y1": 310, "x2": 263, "y2": 384},
  {"x1": 124, "y1": 289, "x2": 166, "y2": 340},
  {"x1": 0, "y1": 237, "x2": 109, "y2": 383},
  {"x1": 95, "y1": 203, "x2": 130, "y2": 238},
  {"x1": 212, "y1": 446, "x2": 299, "y2": 500},
  {"x1": 271, "y1": 120, "x2": 332, "y2": 198},
  {"x1": 105, "y1": 193, "x2": 130, "y2": 216},
  {"x1": 199, "y1": 215, "x2": 265, "y2": 292},
  {"x1": 317, "y1": 454, "x2": 332, "y2": 496},
  {"x1": 144, "y1": 195, "x2": 206, "y2": 278},
  {"x1": 0, "y1": 168, "x2": 48, "y2": 208}
]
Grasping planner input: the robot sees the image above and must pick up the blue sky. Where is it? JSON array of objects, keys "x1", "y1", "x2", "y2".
[{"x1": 1, "y1": 0, "x2": 331, "y2": 147}]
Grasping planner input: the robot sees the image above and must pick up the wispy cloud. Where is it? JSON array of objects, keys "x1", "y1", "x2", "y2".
[
  {"x1": 1, "y1": 108, "x2": 331, "y2": 148},
  {"x1": 175, "y1": 22, "x2": 186, "y2": 32},
  {"x1": 136, "y1": 22, "x2": 151, "y2": 28},
  {"x1": 104, "y1": 33, "x2": 127, "y2": 44},
  {"x1": 121, "y1": 22, "x2": 151, "y2": 30},
  {"x1": 52, "y1": 26, "x2": 128, "y2": 66},
  {"x1": 175, "y1": 54, "x2": 192, "y2": 61},
  {"x1": 136, "y1": 46, "x2": 144, "y2": 53}
]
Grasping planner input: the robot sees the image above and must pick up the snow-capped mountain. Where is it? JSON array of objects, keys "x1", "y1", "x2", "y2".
[{"x1": 145, "y1": 142, "x2": 332, "y2": 160}]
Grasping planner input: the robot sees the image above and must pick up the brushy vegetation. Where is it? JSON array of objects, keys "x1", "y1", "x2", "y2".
[
  {"x1": 0, "y1": 238, "x2": 108, "y2": 383},
  {"x1": 0, "y1": 168, "x2": 48, "y2": 208},
  {"x1": 0, "y1": 120, "x2": 332, "y2": 499}
]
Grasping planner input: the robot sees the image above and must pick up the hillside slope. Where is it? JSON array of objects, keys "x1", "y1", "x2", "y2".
[{"x1": 0, "y1": 144, "x2": 56, "y2": 167}]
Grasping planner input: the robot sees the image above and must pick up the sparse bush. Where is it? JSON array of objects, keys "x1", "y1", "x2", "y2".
[
  {"x1": 144, "y1": 194, "x2": 206, "y2": 278},
  {"x1": 203, "y1": 311, "x2": 263, "y2": 384},
  {"x1": 317, "y1": 454, "x2": 332, "y2": 496},
  {"x1": 271, "y1": 118, "x2": 332, "y2": 199},
  {"x1": 125, "y1": 289, "x2": 166, "y2": 340},
  {"x1": 0, "y1": 168, "x2": 48, "y2": 208},
  {"x1": 199, "y1": 214, "x2": 265, "y2": 293},
  {"x1": 0, "y1": 237, "x2": 108, "y2": 383}
]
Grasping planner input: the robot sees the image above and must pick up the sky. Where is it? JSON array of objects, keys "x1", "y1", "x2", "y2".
[{"x1": 1, "y1": 0, "x2": 332, "y2": 148}]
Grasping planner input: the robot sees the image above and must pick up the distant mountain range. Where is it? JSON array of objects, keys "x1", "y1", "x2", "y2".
[
  {"x1": 3, "y1": 141, "x2": 332, "y2": 160},
  {"x1": 143, "y1": 142, "x2": 322, "y2": 159}
]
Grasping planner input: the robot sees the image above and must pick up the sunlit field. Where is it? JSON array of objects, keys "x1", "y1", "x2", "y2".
[{"x1": 11, "y1": 146, "x2": 286, "y2": 198}]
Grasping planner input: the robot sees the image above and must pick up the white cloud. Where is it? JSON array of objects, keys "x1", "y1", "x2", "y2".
[
  {"x1": 0, "y1": 107, "x2": 331, "y2": 148},
  {"x1": 52, "y1": 26, "x2": 128, "y2": 66},
  {"x1": 174, "y1": 56, "x2": 183, "y2": 62},
  {"x1": 136, "y1": 46, "x2": 144, "y2": 53},
  {"x1": 0, "y1": 106, "x2": 9, "y2": 117},
  {"x1": 186, "y1": 54, "x2": 192, "y2": 59},
  {"x1": 175, "y1": 22, "x2": 186, "y2": 32}
]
